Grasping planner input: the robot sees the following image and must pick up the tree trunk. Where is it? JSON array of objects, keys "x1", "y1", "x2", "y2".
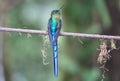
[{"x1": 105, "y1": 0, "x2": 120, "y2": 81}]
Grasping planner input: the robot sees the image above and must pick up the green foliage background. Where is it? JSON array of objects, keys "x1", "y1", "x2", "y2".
[{"x1": 2, "y1": 0, "x2": 119, "y2": 81}]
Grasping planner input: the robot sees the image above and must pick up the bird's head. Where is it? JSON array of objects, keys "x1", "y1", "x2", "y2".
[{"x1": 51, "y1": 10, "x2": 61, "y2": 20}]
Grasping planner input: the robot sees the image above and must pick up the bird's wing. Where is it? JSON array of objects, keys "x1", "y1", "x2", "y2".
[
  {"x1": 54, "y1": 19, "x2": 62, "y2": 42},
  {"x1": 48, "y1": 18, "x2": 53, "y2": 45}
]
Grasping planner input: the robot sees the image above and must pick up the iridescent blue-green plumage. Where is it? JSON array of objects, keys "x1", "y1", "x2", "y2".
[{"x1": 48, "y1": 10, "x2": 62, "y2": 77}]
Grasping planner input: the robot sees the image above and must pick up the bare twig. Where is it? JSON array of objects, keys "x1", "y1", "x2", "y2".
[{"x1": 0, "y1": 27, "x2": 120, "y2": 40}]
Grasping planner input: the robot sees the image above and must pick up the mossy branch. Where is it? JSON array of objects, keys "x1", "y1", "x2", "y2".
[{"x1": 0, "y1": 27, "x2": 120, "y2": 40}]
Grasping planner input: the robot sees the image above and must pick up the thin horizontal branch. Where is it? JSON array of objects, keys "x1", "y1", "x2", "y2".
[{"x1": 0, "y1": 27, "x2": 120, "y2": 40}]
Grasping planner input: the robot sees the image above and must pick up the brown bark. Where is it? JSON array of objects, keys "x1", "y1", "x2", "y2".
[{"x1": 105, "y1": 0, "x2": 120, "y2": 81}]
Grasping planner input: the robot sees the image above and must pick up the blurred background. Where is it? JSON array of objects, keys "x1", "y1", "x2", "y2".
[{"x1": 0, "y1": 0, "x2": 120, "y2": 81}]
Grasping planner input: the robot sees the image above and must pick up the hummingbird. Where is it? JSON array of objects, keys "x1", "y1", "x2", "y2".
[{"x1": 48, "y1": 10, "x2": 62, "y2": 77}]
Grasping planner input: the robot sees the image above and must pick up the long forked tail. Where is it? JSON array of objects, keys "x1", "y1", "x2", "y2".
[{"x1": 53, "y1": 40, "x2": 58, "y2": 77}]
